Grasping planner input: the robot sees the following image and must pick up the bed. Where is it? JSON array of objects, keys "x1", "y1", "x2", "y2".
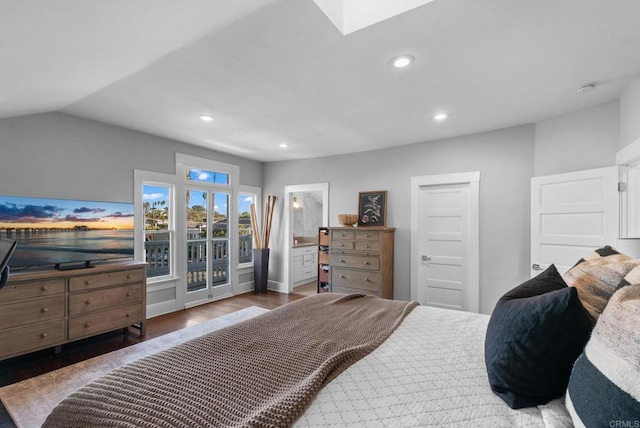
[{"x1": 43, "y1": 246, "x2": 640, "y2": 427}]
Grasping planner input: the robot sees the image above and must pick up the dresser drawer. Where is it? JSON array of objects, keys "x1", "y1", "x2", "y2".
[
  {"x1": 355, "y1": 240, "x2": 380, "y2": 253},
  {"x1": 69, "y1": 303, "x2": 143, "y2": 340},
  {"x1": 332, "y1": 285, "x2": 381, "y2": 297},
  {"x1": 0, "y1": 320, "x2": 65, "y2": 359},
  {"x1": 69, "y1": 283, "x2": 144, "y2": 316},
  {"x1": 332, "y1": 229, "x2": 355, "y2": 240},
  {"x1": 0, "y1": 296, "x2": 65, "y2": 329},
  {"x1": 331, "y1": 254, "x2": 380, "y2": 271},
  {"x1": 355, "y1": 230, "x2": 380, "y2": 241},
  {"x1": 69, "y1": 269, "x2": 144, "y2": 292},
  {"x1": 332, "y1": 267, "x2": 381, "y2": 291},
  {"x1": 332, "y1": 240, "x2": 354, "y2": 251},
  {"x1": 0, "y1": 278, "x2": 65, "y2": 302}
]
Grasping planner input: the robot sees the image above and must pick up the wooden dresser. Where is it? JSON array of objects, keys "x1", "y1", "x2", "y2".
[
  {"x1": 0, "y1": 261, "x2": 146, "y2": 361},
  {"x1": 328, "y1": 227, "x2": 394, "y2": 298}
]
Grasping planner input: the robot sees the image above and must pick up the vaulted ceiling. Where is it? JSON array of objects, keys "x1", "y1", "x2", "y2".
[{"x1": 2, "y1": 0, "x2": 640, "y2": 161}]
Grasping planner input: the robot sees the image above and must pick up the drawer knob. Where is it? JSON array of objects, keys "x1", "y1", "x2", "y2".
[
  {"x1": 126, "y1": 292, "x2": 131, "y2": 297},
  {"x1": 85, "y1": 323, "x2": 90, "y2": 328},
  {"x1": 339, "y1": 259, "x2": 345, "y2": 263},
  {"x1": 340, "y1": 275, "x2": 345, "y2": 279},
  {"x1": 85, "y1": 280, "x2": 91, "y2": 285},
  {"x1": 364, "y1": 262, "x2": 370, "y2": 265},
  {"x1": 41, "y1": 286, "x2": 48, "y2": 291},
  {"x1": 41, "y1": 332, "x2": 48, "y2": 338},
  {"x1": 85, "y1": 300, "x2": 90, "y2": 305},
  {"x1": 126, "y1": 313, "x2": 131, "y2": 318},
  {"x1": 364, "y1": 278, "x2": 370, "y2": 282},
  {"x1": 41, "y1": 307, "x2": 48, "y2": 313},
  {"x1": 127, "y1": 274, "x2": 132, "y2": 279}
]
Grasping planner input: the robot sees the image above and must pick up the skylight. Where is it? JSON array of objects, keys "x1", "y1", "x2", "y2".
[{"x1": 313, "y1": 0, "x2": 436, "y2": 35}]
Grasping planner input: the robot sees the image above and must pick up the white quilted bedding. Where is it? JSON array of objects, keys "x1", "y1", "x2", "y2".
[{"x1": 295, "y1": 305, "x2": 573, "y2": 428}]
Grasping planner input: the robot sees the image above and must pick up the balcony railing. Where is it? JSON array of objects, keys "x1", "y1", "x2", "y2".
[
  {"x1": 145, "y1": 239, "x2": 170, "y2": 277},
  {"x1": 144, "y1": 235, "x2": 253, "y2": 290},
  {"x1": 238, "y1": 234, "x2": 252, "y2": 264}
]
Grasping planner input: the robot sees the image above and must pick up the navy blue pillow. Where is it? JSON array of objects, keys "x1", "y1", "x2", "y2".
[{"x1": 484, "y1": 265, "x2": 594, "y2": 409}]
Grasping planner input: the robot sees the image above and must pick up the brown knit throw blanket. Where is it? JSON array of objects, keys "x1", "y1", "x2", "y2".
[{"x1": 43, "y1": 293, "x2": 418, "y2": 427}]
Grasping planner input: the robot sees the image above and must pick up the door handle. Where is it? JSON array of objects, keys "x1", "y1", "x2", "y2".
[
  {"x1": 532, "y1": 263, "x2": 543, "y2": 271},
  {"x1": 421, "y1": 255, "x2": 431, "y2": 261}
]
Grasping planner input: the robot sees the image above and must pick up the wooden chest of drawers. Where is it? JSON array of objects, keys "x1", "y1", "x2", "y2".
[
  {"x1": 328, "y1": 227, "x2": 394, "y2": 298},
  {"x1": 0, "y1": 261, "x2": 146, "y2": 361}
]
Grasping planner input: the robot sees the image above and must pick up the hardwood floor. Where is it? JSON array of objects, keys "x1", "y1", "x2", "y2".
[{"x1": 0, "y1": 283, "x2": 317, "y2": 388}]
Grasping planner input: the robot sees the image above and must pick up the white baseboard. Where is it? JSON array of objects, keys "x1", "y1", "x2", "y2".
[
  {"x1": 146, "y1": 299, "x2": 179, "y2": 319},
  {"x1": 267, "y1": 280, "x2": 288, "y2": 294}
]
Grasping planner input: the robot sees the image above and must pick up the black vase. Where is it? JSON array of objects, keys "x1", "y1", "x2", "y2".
[{"x1": 253, "y1": 248, "x2": 270, "y2": 293}]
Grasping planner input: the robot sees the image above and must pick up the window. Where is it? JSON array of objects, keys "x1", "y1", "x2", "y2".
[
  {"x1": 238, "y1": 193, "x2": 256, "y2": 264},
  {"x1": 143, "y1": 184, "x2": 173, "y2": 278},
  {"x1": 137, "y1": 155, "x2": 260, "y2": 311},
  {"x1": 186, "y1": 168, "x2": 229, "y2": 185}
]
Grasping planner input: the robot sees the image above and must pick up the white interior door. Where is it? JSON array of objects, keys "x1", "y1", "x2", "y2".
[
  {"x1": 411, "y1": 172, "x2": 480, "y2": 313},
  {"x1": 531, "y1": 166, "x2": 619, "y2": 276}
]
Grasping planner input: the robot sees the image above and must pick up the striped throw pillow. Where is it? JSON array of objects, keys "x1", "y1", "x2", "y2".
[
  {"x1": 566, "y1": 284, "x2": 640, "y2": 426},
  {"x1": 563, "y1": 259, "x2": 640, "y2": 321}
]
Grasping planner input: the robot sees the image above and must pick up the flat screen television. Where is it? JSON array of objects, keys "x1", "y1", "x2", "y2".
[{"x1": 0, "y1": 195, "x2": 134, "y2": 270}]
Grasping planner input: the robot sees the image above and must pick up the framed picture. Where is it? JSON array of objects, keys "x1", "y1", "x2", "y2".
[{"x1": 358, "y1": 190, "x2": 387, "y2": 227}]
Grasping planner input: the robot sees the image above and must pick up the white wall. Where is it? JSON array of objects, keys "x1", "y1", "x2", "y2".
[
  {"x1": 265, "y1": 99, "x2": 627, "y2": 314},
  {"x1": 264, "y1": 125, "x2": 536, "y2": 314},
  {"x1": 0, "y1": 112, "x2": 262, "y2": 201},
  {"x1": 534, "y1": 100, "x2": 620, "y2": 176},
  {"x1": 620, "y1": 77, "x2": 640, "y2": 148}
]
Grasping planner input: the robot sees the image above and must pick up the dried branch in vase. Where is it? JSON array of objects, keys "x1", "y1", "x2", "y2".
[{"x1": 249, "y1": 195, "x2": 277, "y2": 249}]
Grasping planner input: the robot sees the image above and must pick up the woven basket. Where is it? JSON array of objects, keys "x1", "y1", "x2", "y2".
[{"x1": 337, "y1": 214, "x2": 358, "y2": 226}]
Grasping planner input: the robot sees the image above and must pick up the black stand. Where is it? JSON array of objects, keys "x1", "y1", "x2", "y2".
[
  {"x1": 54, "y1": 260, "x2": 94, "y2": 271},
  {"x1": 0, "y1": 266, "x2": 9, "y2": 290},
  {"x1": 253, "y1": 248, "x2": 270, "y2": 294}
]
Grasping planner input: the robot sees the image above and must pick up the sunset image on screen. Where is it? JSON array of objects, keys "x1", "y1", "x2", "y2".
[{"x1": 0, "y1": 196, "x2": 134, "y2": 230}]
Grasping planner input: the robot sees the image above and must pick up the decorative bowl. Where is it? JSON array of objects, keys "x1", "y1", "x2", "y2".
[{"x1": 337, "y1": 214, "x2": 358, "y2": 227}]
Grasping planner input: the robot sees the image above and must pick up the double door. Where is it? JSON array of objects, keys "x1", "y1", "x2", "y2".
[{"x1": 185, "y1": 188, "x2": 232, "y2": 304}]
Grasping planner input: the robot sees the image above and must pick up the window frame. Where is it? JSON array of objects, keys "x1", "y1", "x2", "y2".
[{"x1": 134, "y1": 170, "x2": 177, "y2": 284}]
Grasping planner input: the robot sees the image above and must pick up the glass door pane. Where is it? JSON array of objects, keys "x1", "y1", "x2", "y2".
[
  {"x1": 211, "y1": 192, "x2": 229, "y2": 287},
  {"x1": 186, "y1": 189, "x2": 208, "y2": 293}
]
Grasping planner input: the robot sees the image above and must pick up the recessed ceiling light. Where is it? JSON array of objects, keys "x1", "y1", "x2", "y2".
[
  {"x1": 434, "y1": 113, "x2": 448, "y2": 121},
  {"x1": 391, "y1": 54, "x2": 414, "y2": 69},
  {"x1": 279, "y1": 143, "x2": 288, "y2": 148},
  {"x1": 199, "y1": 115, "x2": 214, "y2": 122}
]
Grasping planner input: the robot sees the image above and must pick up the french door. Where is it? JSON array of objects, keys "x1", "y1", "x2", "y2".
[{"x1": 185, "y1": 187, "x2": 232, "y2": 305}]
